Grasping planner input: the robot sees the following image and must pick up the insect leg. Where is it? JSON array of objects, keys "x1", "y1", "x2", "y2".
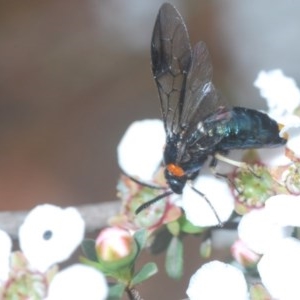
[
  {"x1": 214, "y1": 153, "x2": 260, "y2": 178},
  {"x1": 188, "y1": 182, "x2": 223, "y2": 227},
  {"x1": 209, "y1": 156, "x2": 228, "y2": 178},
  {"x1": 209, "y1": 157, "x2": 242, "y2": 194},
  {"x1": 214, "y1": 153, "x2": 248, "y2": 169}
]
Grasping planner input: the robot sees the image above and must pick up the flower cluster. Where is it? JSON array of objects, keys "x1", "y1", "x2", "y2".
[
  {"x1": 2, "y1": 70, "x2": 300, "y2": 299},
  {"x1": 0, "y1": 204, "x2": 108, "y2": 300},
  {"x1": 113, "y1": 69, "x2": 300, "y2": 299}
]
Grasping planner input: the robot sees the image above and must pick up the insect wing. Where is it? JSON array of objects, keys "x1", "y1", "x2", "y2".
[
  {"x1": 152, "y1": 3, "x2": 231, "y2": 153},
  {"x1": 151, "y1": 3, "x2": 191, "y2": 137},
  {"x1": 180, "y1": 41, "x2": 213, "y2": 128},
  {"x1": 180, "y1": 41, "x2": 232, "y2": 150}
]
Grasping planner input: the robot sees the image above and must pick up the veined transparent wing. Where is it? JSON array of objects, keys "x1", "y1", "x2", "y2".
[
  {"x1": 151, "y1": 3, "x2": 191, "y2": 137},
  {"x1": 179, "y1": 41, "x2": 232, "y2": 151},
  {"x1": 151, "y1": 3, "x2": 231, "y2": 154}
]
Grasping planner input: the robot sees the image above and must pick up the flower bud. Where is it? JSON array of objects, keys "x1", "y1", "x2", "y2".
[
  {"x1": 95, "y1": 227, "x2": 137, "y2": 270},
  {"x1": 231, "y1": 239, "x2": 260, "y2": 268}
]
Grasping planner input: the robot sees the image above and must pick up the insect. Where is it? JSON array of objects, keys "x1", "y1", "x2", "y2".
[{"x1": 135, "y1": 3, "x2": 286, "y2": 221}]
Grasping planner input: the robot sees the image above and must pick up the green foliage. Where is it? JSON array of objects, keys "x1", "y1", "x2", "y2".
[
  {"x1": 131, "y1": 262, "x2": 158, "y2": 286},
  {"x1": 107, "y1": 283, "x2": 126, "y2": 300},
  {"x1": 81, "y1": 239, "x2": 97, "y2": 262},
  {"x1": 150, "y1": 227, "x2": 173, "y2": 254},
  {"x1": 133, "y1": 229, "x2": 148, "y2": 251},
  {"x1": 199, "y1": 237, "x2": 212, "y2": 258},
  {"x1": 179, "y1": 216, "x2": 205, "y2": 234},
  {"x1": 165, "y1": 236, "x2": 183, "y2": 279}
]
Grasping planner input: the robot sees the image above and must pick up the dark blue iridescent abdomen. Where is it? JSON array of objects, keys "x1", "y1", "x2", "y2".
[{"x1": 216, "y1": 107, "x2": 286, "y2": 150}]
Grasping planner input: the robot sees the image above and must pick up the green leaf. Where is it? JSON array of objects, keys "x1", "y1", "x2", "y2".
[
  {"x1": 107, "y1": 283, "x2": 126, "y2": 300},
  {"x1": 199, "y1": 238, "x2": 212, "y2": 258},
  {"x1": 150, "y1": 227, "x2": 172, "y2": 254},
  {"x1": 165, "y1": 236, "x2": 183, "y2": 279},
  {"x1": 81, "y1": 239, "x2": 98, "y2": 262},
  {"x1": 166, "y1": 221, "x2": 180, "y2": 236},
  {"x1": 81, "y1": 256, "x2": 132, "y2": 281},
  {"x1": 133, "y1": 229, "x2": 148, "y2": 251},
  {"x1": 179, "y1": 216, "x2": 204, "y2": 234},
  {"x1": 80, "y1": 257, "x2": 104, "y2": 272},
  {"x1": 131, "y1": 262, "x2": 158, "y2": 286}
]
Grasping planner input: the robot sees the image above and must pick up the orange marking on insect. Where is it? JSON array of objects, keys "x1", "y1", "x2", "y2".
[{"x1": 167, "y1": 163, "x2": 185, "y2": 177}]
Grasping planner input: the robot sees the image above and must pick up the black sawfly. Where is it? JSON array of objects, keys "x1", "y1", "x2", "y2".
[{"x1": 134, "y1": 3, "x2": 287, "y2": 223}]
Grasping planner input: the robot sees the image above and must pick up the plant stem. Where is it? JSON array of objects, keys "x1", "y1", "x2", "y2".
[{"x1": 126, "y1": 287, "x2": 143, "y2": 300}]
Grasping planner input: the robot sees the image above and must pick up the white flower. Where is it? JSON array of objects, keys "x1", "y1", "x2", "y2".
[
  {"x1": 254, "y1": 70, "x2": 300, "y2": 159},
  {"x1": 256, "y1": 147, "x2": 291, "y2": 166},
  {"x1": 118, "y1": 119, "x2": 235, "y2": 227},
  {"x1": 238, "y1": 208, "x2": 292, "y2": 254},
  {"x1": 280, "y1": 116, "x2": 300, "y2": 159},
  {"x1": 0, "y1": 229, "x2": 12, "y2": 282},
  {"x1": 46, "y1": 264, "x2": 108, "y2": 300},
  {"x1": 117, "y1": 119, "x2": 165, "y2": 181},
  {"x1": 265, "y1": 194, "x2": 300, "y2": 227},
  {"x1": 254, "y1": 69, "x2": 300, "y2": 119},
  {"x1": 186, "y1": 260, "x2": 249, "y2": 300},
  {"x1": 256, "y1": 118, "x2": 300, "y2": 164},
  {"x1": 180, "y1": 173, "x2": 234, "y2": 227},
  {"x1": 19, "y1": 204, "x2": 85, "y2": 272},
  {"x1": 258, "y1": 237, "x2": 300, "y2": 300}
]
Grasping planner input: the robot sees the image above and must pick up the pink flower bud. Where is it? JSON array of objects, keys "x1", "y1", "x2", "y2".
[
  {"x1": 95, "y1": 227, "x2": 137, "y2": 266},
  {"x1": 231, "y1": 239, "x2": 261, "y2": 268}
]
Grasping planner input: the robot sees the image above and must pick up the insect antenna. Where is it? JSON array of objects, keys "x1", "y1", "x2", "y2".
[
  {"x1": 135, "y1": 190, "x2": 174, "y2": 215},
  {"x1": 120, "y1": 170, "x2": 173, "y2": 214},
  {"x1": 121, "y1": 170, "x2": 165, "y2": 190}
]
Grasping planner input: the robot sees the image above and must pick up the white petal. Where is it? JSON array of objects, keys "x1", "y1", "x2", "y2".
[
  {"x1": 19, "y1": 204, "x2": 85, "y2": 272},
  {"x1": 117, "y1": 119, "x2": 165, "y2": 181},
  {"x1": 265, "y1": 194, "x2": 300, "y2": 226},
  {"x1": 181, "y1": 174, "x2": 234, "y2": 227},
  {"x1": 254, "y1": 70, "x2": 300, "y2": 117},
  {"x1": 256, "y1": 148, "x2": 290, "y2": 166},
  {"x1": 46, "y1": 264, "x2": 108, "y2": 300},
  {"x1": 186, "y1": 260, "x2": 249, "y2": 300},
  {"x1": 279, "y1": 114, "x2": 300, "y2": 131},
  {"x1": 283, "y1": 119, "x2": 300, "y2": 158},
  {"x1": 238, "y1": 208, "x2": 292, "y2": 254},
  {"x1": 258, "y1": 237, "x2": 300, "y2": 300},
  {"x1": 0, "y1": 229, "x2": 12, "y2": 281}
]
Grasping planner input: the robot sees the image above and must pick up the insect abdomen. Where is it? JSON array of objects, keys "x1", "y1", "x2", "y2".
[{"x1": 216, "y1": 107, "x2": 287, "y2": 150}]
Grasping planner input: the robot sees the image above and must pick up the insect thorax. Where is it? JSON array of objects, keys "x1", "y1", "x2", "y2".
[{"x1": 163, "y1": 135, "x2": 208, "y2": 194}]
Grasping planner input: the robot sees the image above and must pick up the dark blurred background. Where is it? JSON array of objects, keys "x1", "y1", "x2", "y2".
[
  {"x1": 1, "y1": 0, "x2": 300, "y2": 211},
  {"x1": 0, "y1": 0, "x2": 299, "y2": 298}
]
